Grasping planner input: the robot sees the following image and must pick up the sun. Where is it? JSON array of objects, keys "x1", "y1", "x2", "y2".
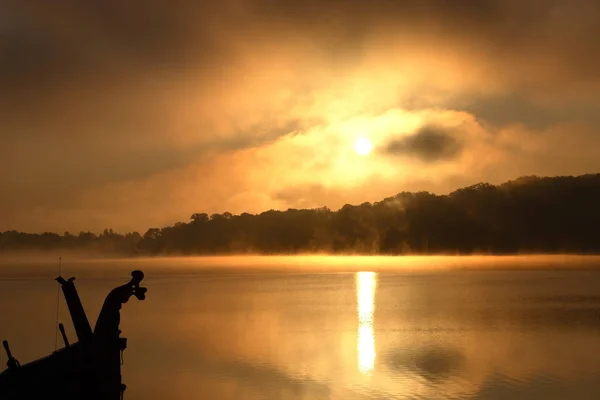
[{"x1": 354, "y1": 137, "x2": 373, "y2": 156}]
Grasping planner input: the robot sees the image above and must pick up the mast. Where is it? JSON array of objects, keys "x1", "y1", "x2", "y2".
[{"x1": 55, "y1": 277, "x2": 93, "y2": 343}]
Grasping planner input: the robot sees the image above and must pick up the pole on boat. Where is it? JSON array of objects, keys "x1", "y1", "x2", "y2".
[
  {"x1": 54, "y1": 257, "x2": 62, "y2": 351},
  {"x1": 2, "y1": 340, "x2": 20, "y2": 370},
  {"x1": 55, "y1": 276, "x2": 93, "y2": 343},
  {"x1": 58, "y1": 323, "x2": 70, "y2": 348},
  {"x1": 2, "y1": 341, "x2": 11, "y2": 359}
]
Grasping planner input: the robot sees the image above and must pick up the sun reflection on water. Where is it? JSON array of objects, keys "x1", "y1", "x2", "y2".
[{"x1": 356, "y1": 271, "x2": 377, "y2": 376}]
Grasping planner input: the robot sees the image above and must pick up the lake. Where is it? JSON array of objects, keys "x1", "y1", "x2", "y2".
[{"x1": 2, "y1": 255, "x2": 600, "y2": 399}]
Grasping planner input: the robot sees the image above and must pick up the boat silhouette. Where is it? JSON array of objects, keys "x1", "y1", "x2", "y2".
[{"x1": 0, "y1": 270, "x2": 147, "y2": 400}]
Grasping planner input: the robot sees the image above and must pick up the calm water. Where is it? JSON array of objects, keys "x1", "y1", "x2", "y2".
[{"x1": 2, "y1": 256, "x2": 600, "y2": 399}]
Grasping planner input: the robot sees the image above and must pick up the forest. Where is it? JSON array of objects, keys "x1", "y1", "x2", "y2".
[{"x1": 2, "y1": 174, "x2": 600, "y2": 256}]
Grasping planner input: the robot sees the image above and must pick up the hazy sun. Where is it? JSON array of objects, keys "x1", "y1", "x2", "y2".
[{"x1": 354, "y1": 137, "x2": 373, "y2": 156}]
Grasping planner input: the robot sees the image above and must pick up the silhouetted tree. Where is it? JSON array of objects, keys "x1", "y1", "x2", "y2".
[{"x1": 3, "y1": 174, "x2": 600, "y2": 256}]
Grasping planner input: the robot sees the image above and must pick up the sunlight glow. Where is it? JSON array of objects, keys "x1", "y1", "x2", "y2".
[
  {"x1": 356, "y1": 271, "x2": 377, "y2": 375},
  {"x1": 354, "y1": 137, "x2": 373, "y2": 156}
]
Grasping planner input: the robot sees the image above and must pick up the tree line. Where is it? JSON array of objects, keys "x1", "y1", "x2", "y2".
[{"x1": 2, "y1": 174, "x2": 600, "y2": 256}]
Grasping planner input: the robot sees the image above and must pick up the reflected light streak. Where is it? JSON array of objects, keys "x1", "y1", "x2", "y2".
[{"x1": 356, "y1": 271, "x2": 377, "y2": 375}]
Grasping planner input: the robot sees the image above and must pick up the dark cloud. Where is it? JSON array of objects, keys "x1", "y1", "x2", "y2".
[
  {"x1": 251, "y1": 0, "x2": 507, "y2": 33},
  {"x1": 452, "y1": 95, "x2": 566, "y2": 130},
  {"x1": 250, "y1": 0, "x2": 600, "y2": 87},
  {"x1": 384, "y1": 126, "x2": 464, "y2": 162},
  {"x1": 1, "y1": 0, "x2": 599, "y2": 122},
  {"x1": 454, "y1": 93, "x2": 600, "y2": 130},
  {"x1": 3, "y1": 0, "x2": 600, "y2": 95},
  {"x1": 0, "y1": 1, "x2": 226, "y2": 89}
]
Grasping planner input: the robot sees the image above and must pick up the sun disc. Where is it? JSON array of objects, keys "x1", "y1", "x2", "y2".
[{"x1": 354, "y1": 137, "x2": 373, "y2": 156}]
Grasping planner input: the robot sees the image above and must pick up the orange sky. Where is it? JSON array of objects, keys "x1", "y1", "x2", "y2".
[{"x1": 2, "y1": 0, "x2": 600, "y2": 233}]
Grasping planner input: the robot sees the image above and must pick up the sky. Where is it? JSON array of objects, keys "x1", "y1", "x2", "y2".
[{"x1": 2, "y1": 0, "x2": 600, "y2": 233}]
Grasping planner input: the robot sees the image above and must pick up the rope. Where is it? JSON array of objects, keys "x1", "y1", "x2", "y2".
[{"x1": 54, "y1": 257, "x2": 62, "y2": 351}]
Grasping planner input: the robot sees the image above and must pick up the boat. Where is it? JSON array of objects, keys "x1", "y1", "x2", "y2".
[{"x1": 0, "y1": 270, "x2": 147, "y2": 400}]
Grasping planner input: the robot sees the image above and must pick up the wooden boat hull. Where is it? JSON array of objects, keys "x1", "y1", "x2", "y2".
[{"x1": 0, "y1": 271, "x2": 146, "y2": 400}]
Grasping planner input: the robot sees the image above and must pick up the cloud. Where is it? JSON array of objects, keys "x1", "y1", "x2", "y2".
[
  {"x1": 384, "y1": 126, "x2": 464, "y2": 162},
  {"x1": 2, "y1": 1, "x2": 600, "y2": 231}
]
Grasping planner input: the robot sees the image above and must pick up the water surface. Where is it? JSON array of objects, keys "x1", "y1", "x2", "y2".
[{"x1": 2, "y1": 256, "x2": 600, "y2": 399}]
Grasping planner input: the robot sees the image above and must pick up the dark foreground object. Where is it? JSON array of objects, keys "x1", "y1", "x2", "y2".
[{"x1": 0, "y1": 270, "x2": 147, "y2": 400}]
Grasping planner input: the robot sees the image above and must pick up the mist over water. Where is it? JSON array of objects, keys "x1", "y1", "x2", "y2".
[{"x1": 2, "y1": 256, "x2": 600, "y2": 399}]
